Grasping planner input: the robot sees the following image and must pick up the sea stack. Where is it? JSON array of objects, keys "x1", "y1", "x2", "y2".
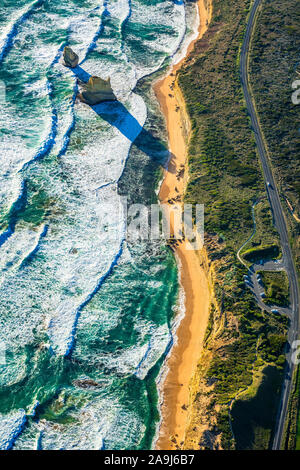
[
  {"x1": 78, "y1": 76, "x2": 117, "y2": 105},
  {"x1": 62, "y1": 46, "x2": 79, "y2": 68}
]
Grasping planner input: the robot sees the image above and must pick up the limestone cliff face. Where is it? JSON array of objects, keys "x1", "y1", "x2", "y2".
[
  {"x1": 63, "y1": 46, "x2": 79, "y2": 68},
  {"x1": 179, "y1": 236, "x2": 230, "y2": 451},
  {"x1": 78, "y1": 76, "x2": 117, "y2": 105}
]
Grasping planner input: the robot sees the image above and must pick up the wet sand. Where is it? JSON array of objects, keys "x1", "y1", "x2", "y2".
[{"x1": 154, "y1": 0, "x2": 212, "y2": 450}]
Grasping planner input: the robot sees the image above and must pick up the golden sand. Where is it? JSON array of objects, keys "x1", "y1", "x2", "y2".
[{"x1": 154, "y1": 0, "x2": 212, "y2": 450}]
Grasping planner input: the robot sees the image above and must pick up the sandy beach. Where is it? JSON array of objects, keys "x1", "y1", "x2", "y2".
[{"x1": 154, "y1": 0, "x2": 212, "y2": 450}]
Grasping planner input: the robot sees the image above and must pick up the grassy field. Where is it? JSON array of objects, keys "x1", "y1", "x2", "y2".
[{"x1": 175, "y1": 0, "x2": 291, "y2": 449}]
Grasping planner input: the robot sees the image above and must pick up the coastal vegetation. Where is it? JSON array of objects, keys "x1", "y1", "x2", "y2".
[
  {"x1": 230, "y1": 365, "x2": 284, "y2": 449},
  {"x1": 248, "y1": 0, "x2": 300, "y2": 449},
  {"x1": 249, "y1": 0, "x2": 300, "y2": 255},
  {"x1": 258, "y1": 271, "x2": 290, "y2": 307},
  {"x1": 283, "y1": 366, "x2": 300, "y2": 450},
  {"x1": 243, "y1": 245, "x2": 280, "y2": 264},
  {"x1": 172, "y1": 0, "x2": 296, "y2": 449}
]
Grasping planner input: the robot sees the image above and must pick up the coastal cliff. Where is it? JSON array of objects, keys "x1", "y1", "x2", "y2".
[
  {"x1": 155, "y1": 0, "x2": 212, "y2": 451},
  {"x1": 157, "y1": 0, "x2": 290, "y2": 450},
  {"x1": 176, "y1": 0, "x2": 289, "y2": 450}
]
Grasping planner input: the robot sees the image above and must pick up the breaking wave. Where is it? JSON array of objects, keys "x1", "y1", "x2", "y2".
[{"x1": 0, "y1": 0, "x2": 198, "y2": 450}]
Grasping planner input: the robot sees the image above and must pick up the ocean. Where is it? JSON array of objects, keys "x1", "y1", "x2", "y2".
[{"x1": 0, "y1": 0, "x2": 197, "y2": 449}]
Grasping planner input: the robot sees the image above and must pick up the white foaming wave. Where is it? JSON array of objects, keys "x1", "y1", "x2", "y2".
[
  {"x1": 0, "y1": 163, "x2": 24, "y2": 223},
  {"x1": 0, "y1": 111, "x2": 39, "y2": 173},
  {"x1": 109, "y1": 0, "x2": 131, "y2": 21},
  {"x1": 80, "y1": 0, "x2": 137, "y2": 98},
  {"x1": 76, "y1": 299, "x2": 122, "y2": 336},
  {"x1": 0, "y1": 0, "x2": 41, "y2": 63},
  {"x1": 0, "y1": 0, "x2": 193, "y2": 449},
  {"x1": 82, "y1": 0, "x2": 187, "y2": 99},
  {"x1": 61, "y1": 133, "x2": 125, "y2": 191},
  {"x1": 46, "y1": 185, "x2": 126, "y2": 355},
  {"x1": 67, "y1": 0, "x2": 187, "y2": 100},
  {"x1": 39, "y1": 399, "x2": 143, "y2": 450},
  {"x1": 109, "y1": 0, "x2": 132, "y2": 49},
  {"x1": 0, "y1": 89, "x2": 147, "y2": 355},
  {"x1": 13, "y1": 11, "x2": 62, "y2": 69},
  {"x1": 14, "y1": 396, "x2": 143, "y2": 450},
  {"x1": 30, "y1": 44, "x2": 59, "y2": 68},
  {"x1": 60, "y1": 92, "x2": 146, "y2": 191},
  {"x1": 134, "y1": 323, "x2": 171, "y2": 380},
  {"x1": 39, "y1": 400, "x2": 113, "y2": 450},
  {"x1": 123, "y1": 0, "x2": 186, "y2": 80},
  {"x1": 104, "y1": 405, "x2": 145, "y2": 450},
  {"x1": 140, "y1": 1, "x2": 186, "y2": 55},
  {"x1": 0, "y1": 224, "x2": 47, "y2": 285},
  {"x1": 68, "y1": 2, "x2": 105, "y2": 63},
  {"x1": 0, "y1": 347, "x2": 28, "y2": 388},
  {"x1": 51, "y1": 86, "x2": 75, "y2": 157},
  {"x1": 48, "y1": 180, "x2": 123, "y2": 317},
  {"x1": 172, "y1": 0, "x2": 199, "y2": 65},
  {"x1": 0, "y1": 90, "x2": 53, "y2": 231},
  {"x1": 45, "y1": 92, "x2": 146, "y2": 355},
  {"x1": 23, "y1": 78, "x2": 50, "y2": 98},
  {"x1": 0, "y1": 409, "x2": 26, "y2": 450},
  {"x1": 74, "y1": 318, "x2": 170, "y2": 381},
  {"x1": 0, "y1": 189, "x2": 126, "y2": 352},
  {"x1": 0, "y1": 1, "x2": 108, "y2": 189},
  {"x1": 49, "y1": 63, "x2": 76, "y2": 158},
  {"x1": 154, "y1": 256, "x2": 186, "y2": 447}
]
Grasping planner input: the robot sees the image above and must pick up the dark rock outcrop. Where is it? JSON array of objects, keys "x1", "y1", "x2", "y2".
[
  {"x1": 72, "y1": 379, "x2": 102, "y2": 389},
  {"x1": 78, "y1": 76, "x2": 117, "y2": 105},
  {"x1": 63, "y1": 46, "x2": 79, "y2": 68}
]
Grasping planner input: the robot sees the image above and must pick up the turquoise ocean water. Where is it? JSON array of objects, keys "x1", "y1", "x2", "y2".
[{"x1": 0, "y1": 0, "x2": 197, "y2": 449}]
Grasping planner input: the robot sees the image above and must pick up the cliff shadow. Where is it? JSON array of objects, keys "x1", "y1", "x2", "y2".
[{"x1": 72, "y1": 66, "x2": 175, "y2": 170}]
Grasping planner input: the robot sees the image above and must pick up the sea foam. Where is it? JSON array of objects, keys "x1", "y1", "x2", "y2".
[{"x1": 0, "y1": 0, "x2": 195, "y2": 450}]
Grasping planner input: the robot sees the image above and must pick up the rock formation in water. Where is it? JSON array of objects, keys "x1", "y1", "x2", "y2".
[
  {"x1": 72, "y1": 379, "x2": 102, "y2": 389},
  {"x1": 62, "y1": 46, "x2": 79, "y2": 68},
  {"x1": 78, "y1": 76, "x2": 117, "y2": 105}
]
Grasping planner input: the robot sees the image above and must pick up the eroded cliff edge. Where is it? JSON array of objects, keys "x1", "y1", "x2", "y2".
[{"x1": 172, "y1": 0, "x2": 291, "y2": 450}]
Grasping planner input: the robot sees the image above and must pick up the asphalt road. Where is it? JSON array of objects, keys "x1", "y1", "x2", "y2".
[
  {"x1": 240, "y1": 0, "x2": 300, "y2": 450},
  {"x1": 245, "y1": 260, "x2": 292, "y2": 320}
]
